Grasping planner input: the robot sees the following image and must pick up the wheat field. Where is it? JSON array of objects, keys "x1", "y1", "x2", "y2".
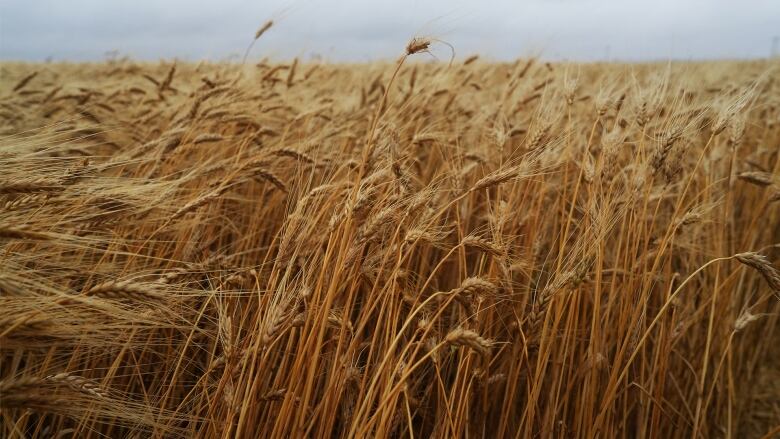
[{"x1": 1, "y1": 43, "x2": 779, "y2": 438}]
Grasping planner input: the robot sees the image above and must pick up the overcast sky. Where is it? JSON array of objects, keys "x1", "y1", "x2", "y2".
[{"x1": 1, "y1": 0, "x2": 779, "y2": 62}]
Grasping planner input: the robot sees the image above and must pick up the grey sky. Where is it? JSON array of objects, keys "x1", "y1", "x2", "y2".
[{"x1": 1, "y1": 0, "x2": 779, "y2": 62}]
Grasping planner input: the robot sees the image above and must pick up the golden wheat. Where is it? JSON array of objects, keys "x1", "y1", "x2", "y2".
[{"x1": 0, "y1": 50, "x2": 778, "y2": 438}]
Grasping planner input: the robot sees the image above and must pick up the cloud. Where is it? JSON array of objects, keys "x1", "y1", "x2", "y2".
[{"x1": 1, "y1": 0, "x2": 778, "y2": 61}]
